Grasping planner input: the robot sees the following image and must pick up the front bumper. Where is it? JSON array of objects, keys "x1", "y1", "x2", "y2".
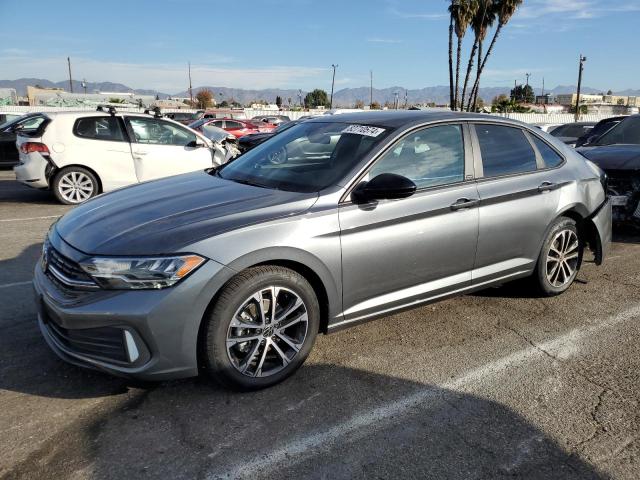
[{"x1": 33, "y1": 243, "x2": 235, "y2": 381}]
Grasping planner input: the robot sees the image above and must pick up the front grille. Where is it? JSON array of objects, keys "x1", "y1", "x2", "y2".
[
  {"x1": 44, "y1": 242, "x2": 97, "y2": 289},
  {"x1": 45, "y1": 316, "x2": 130, "y2": 364}
]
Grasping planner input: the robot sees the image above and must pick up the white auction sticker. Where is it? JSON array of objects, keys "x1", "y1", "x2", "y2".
[{"x1": 342, "y1": 125, "x2": 386, "y2": 137}]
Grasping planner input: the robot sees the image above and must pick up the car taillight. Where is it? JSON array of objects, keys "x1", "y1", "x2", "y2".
[{"x1": 20, "y1": 142, "x2": 50, "y2": 155}]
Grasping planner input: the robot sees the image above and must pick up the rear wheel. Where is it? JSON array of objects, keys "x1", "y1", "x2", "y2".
[
  {"x1": 201, "y1": 266, "x2": 319, "y2": 390},
  {"x1": 533, "y1": 217, "x2": 583, "y2": 296},
  {"x1": 52, "y1": 167, "x2": 99, "y2": 204}
]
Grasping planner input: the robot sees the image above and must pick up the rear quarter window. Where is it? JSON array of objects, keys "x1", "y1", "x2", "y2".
[
  {"x1": 531, "y1": 136, "x2": 564, "y2": 168},
  {"x1": 73, "y1": 117, "x2": 125, "y2": 142}
]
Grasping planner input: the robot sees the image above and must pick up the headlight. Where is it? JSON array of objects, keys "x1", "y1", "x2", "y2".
[{"x1": 80, "y1": 254, "x2": 205, "y2": 290}]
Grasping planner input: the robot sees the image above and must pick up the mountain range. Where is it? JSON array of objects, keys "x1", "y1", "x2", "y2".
[{"x1": 2, "y1": 78, "x2": 639, "y2": 107}]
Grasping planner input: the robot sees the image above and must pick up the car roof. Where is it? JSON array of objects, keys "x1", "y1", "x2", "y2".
[{"x1": 305, "y1": 110, "x2": 515, "y2": 129}]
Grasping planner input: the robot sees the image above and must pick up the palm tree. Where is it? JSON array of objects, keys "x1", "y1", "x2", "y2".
[
  {"x1": 469, "y1": 0, "x2": 523, "y2": 110},
  {"x1": 449, "y1": 0, "x2": 475, "y2": 110},
  {"x1": 466, "y1": 0, "x2": 496, "y2": 111},
  {"x1": 448, "y1": 2, "x2": 456, "y2": 110}
]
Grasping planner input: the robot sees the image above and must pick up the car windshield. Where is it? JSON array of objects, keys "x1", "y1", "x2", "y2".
[
  {"x1": 595, "y1": 116, "x2": 640, "y2": 145},
  {"x1": 217, "y1": 121, "x2": 390, "y2": 192}
]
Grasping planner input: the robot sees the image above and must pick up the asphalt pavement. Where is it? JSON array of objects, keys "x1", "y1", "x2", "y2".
[{"x1": 1, "y1": 168, "x2": 639, "y2": 480}]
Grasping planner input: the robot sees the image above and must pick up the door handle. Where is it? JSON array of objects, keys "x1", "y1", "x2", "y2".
[
  {"x1": 450, "y1": 198, "x2": 479, "y2": 211},
  {"x1": 538, "y1": 181, "x2": 558, "y2": 192}
]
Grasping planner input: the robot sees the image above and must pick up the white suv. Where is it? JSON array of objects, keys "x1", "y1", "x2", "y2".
[{"x1": 14, "y1": 109, "x2": 224, "y2": 204}]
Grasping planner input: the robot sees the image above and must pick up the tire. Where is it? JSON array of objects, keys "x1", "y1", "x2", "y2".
[
  {"x1": 52, "y1": 167, "x2": 99, "y2": 205},
  {"x1": 201, "y1": 266, "x2": 320, "y2": 390},
  {"x1": 533, "y1": 217, "x2": 583, "y2": 296}
]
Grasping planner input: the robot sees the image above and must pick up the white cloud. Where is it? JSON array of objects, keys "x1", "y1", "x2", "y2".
[
  {"x1": 366, "y1": 37, "x2": 403, "y2": 44},
  {"x1": 0, "y1": 54, "x2": 328, "y2": 93}
]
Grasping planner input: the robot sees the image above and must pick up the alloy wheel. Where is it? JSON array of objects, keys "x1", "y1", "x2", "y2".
[
  {"x1": 226, "y1": 286, "x2": 309, "y2": 378},
  {"x1": 546, "y1": 229, "x2": 579, "y2": 288},
  {"x1": 58, "y1": 171, "x2": 94, "y2": 203}
]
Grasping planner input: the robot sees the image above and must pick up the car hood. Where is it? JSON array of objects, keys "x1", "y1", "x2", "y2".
[
  {"x1": 577, "y1": 144, "x2": 640, "y2": 170},
  {"x1": 55, "y1": 171, "x2": 318, "y2": 256}
]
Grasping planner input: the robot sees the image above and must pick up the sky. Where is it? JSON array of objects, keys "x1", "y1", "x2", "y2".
[{"x1": 1, "y1": 0, "x2": 639, "y2": 94}]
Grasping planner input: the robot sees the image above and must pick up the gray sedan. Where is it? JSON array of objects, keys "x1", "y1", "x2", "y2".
[{"x1": 34, "y1": 111, "x2": 611, "y2": 390}]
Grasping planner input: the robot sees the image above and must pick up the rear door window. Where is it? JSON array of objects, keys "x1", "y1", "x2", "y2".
[
  {"x1": 73, "y1": 117, "x2": 126, "y2": 142},
  {"x1": 475, "y1": 124, "x2": 537, "y2": 177}
]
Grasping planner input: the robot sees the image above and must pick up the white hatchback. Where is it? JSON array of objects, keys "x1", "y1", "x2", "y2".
[{"x1": 14, "y1": 110, "x2": 221, "y2": 204}]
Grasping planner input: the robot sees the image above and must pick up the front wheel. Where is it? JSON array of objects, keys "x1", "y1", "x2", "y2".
[
  {"x1": 201, "y1": 266, "x2": 320, "y2": 390},
  {"x1": 533, "y1": 217, "x2": 583, "y2": 296},
  {"x1": 52, "y1": 167, "x2": 99, "y2": 204}
]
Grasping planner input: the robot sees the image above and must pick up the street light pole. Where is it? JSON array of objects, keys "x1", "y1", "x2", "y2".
[
  {"x1": 188, "y1": 61, "x2": 193, "y2": 107},
  {"x1": 575, "y1": 54, "x2": 587, "y2": 122},
  {"x1": 370, "y1": 70, "x2": 373, "y2": 108},
  {"x1": 330, "y1": 64, "x2": 338, "y2": 109},
  {"x1": 67, "y1": 57, "x2": 73, "y2": 93}
]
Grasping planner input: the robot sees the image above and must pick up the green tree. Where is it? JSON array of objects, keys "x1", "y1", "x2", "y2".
[
  {"x1": 510, "y1": 84, "x2": 534, "y2": 103},
  {"x1": 219, "y1": 100, "x2": 229, "y2": 108},
  {"x1": 195, "y1": 89, "x2": 213, "y2": 109},
  {"x1": 468, "y1": 0, "x2": 523, "y2": 110},
  {"x1": 466, "y1": 0, "x2": 496, "y2": 111},
  {"x1": 304, "y1": 89, "x2": 329, "y2": 108},
  {"x1": 275, "y1": 95, "x2": 283, "y2": 108},
  {"x1": 449, "y1": 0, "x2": 477, "y2": 110},
  {"x1": 462, "y1": 0, "x2": 496, "y2": 111}
]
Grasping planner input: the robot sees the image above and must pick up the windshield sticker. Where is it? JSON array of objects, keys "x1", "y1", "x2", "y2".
[{"x1": 342, "y1": 125, "x2": 386, "y2": 137}]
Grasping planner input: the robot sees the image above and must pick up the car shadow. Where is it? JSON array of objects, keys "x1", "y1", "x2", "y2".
[
  {"x1": 3, "y1": 364, "x2": 606, "y2": 480},
  {"x1": 0, "y1": 178, "x2": 59, "y2": 204}
]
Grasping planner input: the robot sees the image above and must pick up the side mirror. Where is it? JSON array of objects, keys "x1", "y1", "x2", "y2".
[
  {"x1": 352, "y1": 173, "x2": 417, "y2": 203},
  {"x1": 187, "y1": 138, "x2": 206, "y2": 148}
]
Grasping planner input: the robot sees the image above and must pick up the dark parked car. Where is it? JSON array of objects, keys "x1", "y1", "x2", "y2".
[
  {"x1": 238, "y1": 120, "x2": 300, "y2": 152},
  {"x1": 577, "y1": 114, "x2": 640, "y2": 225},
  {"x1": 0, "y1": 113, "x2": 47, "y2": 167},
  {"x1": 550, "y1": 122, "x2": 596, "y2": 147},
  {"x1": 575, "y1": 116, "x2": 626, "y2": 147},
  {"x1": 0, "y1": 112, "x2": 23, "y2": 126},
  {"x1": 34, "y1": 111, "x2": 611, "y2": 390}
]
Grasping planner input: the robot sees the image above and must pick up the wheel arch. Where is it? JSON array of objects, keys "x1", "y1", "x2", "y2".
[
  {"x1": 555, "y1": 204, "x2": 604, "y2": 265},
  {"x1": 51, "y1": 164, "x2": 103, "y2": 194}
]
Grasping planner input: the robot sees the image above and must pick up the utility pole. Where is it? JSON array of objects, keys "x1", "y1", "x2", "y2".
[
  {"x1": 541, "y1": 77, "x2": 545, "y2": 97},
  {"x1": 575, "y1": 54, "x2": 587, "y2": 122},
  {"x1": 404, "y1": 90, "x2": 408, "y2": 109},
  {"x1": 330, "y1": 64, "x2": 338, "y2": 109},
  {"x1": 188, "y1": 62, "x2": 194, "y2": 107},
  {"x1": 369, "y1": 70, "x2": 373, "y2": 108},
  {"x1": 394, "y1": 91, "x2": 399, "y2": 109},
  {"x1": 67, "y1": 57, "x2": 73, "y2": 93},
  {"x1": 525, "y1": 73, "x2": 530, "y2": 87}
]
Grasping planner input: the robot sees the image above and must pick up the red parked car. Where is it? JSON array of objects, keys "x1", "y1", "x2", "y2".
[{"x1": 188, "y1": 118, "x2": 275, "y2": 138}]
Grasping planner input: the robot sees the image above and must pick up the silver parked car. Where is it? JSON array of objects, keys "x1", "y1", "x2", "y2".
[{"x1": 34, "y1": 112, "x2": 611, "y2": 390}]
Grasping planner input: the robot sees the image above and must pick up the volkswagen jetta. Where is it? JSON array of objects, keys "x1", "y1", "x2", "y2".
[{"x1": 34, "y1": 111, "x2": 611, "y2": 390}]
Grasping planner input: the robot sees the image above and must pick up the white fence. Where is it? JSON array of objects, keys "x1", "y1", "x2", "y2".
[{"x1": 1, "y1": 105, "x2": 613, "y2": 125}]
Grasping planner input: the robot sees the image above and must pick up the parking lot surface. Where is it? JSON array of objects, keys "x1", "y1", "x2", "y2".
[{"x1": 1, "y1": 168, "x2": 639, "y2": 480}]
